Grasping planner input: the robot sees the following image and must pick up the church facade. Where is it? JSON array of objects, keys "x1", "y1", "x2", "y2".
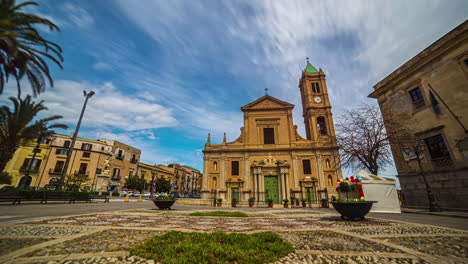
[{"x1": 201, "y1": 62, "x2": 342, "y2": 204}]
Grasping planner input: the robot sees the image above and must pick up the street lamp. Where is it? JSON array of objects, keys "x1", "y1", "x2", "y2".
[{"x1": 57, "y1": 91, "x2": 95, "y2": 190}]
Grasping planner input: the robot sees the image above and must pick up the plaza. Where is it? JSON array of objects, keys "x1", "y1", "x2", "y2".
[{"x1": 0, "y1": 201, "x2": 467, "y2": 264}]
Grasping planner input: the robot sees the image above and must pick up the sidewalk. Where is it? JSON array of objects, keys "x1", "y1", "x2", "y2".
[{"x1": 402, "y1": 208, "x2": 468, "y2": 219}]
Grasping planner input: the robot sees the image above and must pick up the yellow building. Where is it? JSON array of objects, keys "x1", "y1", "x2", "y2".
[
  {"x1": 137, "y1": 162, "x2": 173, "y2": 191},
  {"x1": 37, "y1": 134, "x2": 113, "y2": 191},
  {"x1": 201, "y1": 62, "x2": 342, "y2": 204},
  {"x1": 369, "y1": 20, "x2": 468, "y2": 211},
  {"x1": 2, "y1": 139, "x2": 49, "y2": 189},
  {"x1": 97, "y1": 139, "x2": 141, "y2": 191}
]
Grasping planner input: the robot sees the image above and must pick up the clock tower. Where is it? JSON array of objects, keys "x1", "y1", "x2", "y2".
[{"x1": 299, "y1": 60, "x2": 337, "y2": 143}]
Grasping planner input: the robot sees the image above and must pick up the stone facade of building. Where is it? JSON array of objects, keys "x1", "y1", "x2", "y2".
[
  {"x1": 201, "y1": 62, "x2": 342, "y2": 204},
  {"x1": 369, "y1": 20, "x2": 468, "y2": 211}
]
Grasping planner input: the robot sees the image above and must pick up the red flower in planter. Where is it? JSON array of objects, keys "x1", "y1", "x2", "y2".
[{"x1": 357, "y1": 185, "x2": 362, "y2": 190}]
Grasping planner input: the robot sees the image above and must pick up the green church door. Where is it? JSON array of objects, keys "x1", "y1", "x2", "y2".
[
  {"x1": 264, "y1": 176, "x2": 279, "y2": 204},
  {"x1": 231, "y1": 188, "x2": 239, "y2": 203},
  {"x1": 305, "y1": 187, "x2": 315, "y2": 203}
]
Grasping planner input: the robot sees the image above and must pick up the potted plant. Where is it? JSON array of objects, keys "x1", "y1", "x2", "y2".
[
  {"x1": 267, "y1": 198, "x2": 273, "y2": 208},
  {"x1": 330, "y1": 175, "x2": 377, "y2": 220},
  {"x1": 290, "y1": 197, "x2": 296, "y2": 207},
  {"x1": 231, "y1": 198, "x2": 237, "y2": 208},
  {"x1": 295, "y1": 198, "x2": 300, "y2": 206},
  {"x1": 152, "y1": 195, "x2": 176, "y2": 210},
  {"x1": 283, "y1": 199, "x2": 289, "y2": 208},
  {"x1": 217, "y1": 198, "x2": 223, "y2": 207},
  {"x1": 301, "y1": 199, "x2": 307, "y2": 207},
  {"x1": 248, "y1": 197, "x2": 255, "y2": 207}
]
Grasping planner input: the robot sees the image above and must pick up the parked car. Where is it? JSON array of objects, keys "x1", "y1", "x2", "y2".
[
  {"x1": 142, "y1": 192, "x2": 151, "y2": 197},
  {"x1": 132, "y1": 192, "x2": 140, "y2": 197},
  {"x1": 120, "y1": 191, "x2": 128, "y2": 196},
  {"x1": 0, "y1": 186, "x2": 14, "y2": 190}
]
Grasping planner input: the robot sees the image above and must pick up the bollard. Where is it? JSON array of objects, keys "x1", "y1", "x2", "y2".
[
  {"x1": 138, "y1": 195, "x2": 143, "y2": 202},
  {"x1": 124, "y1": 194, "x2": 129, "y2": 202}
]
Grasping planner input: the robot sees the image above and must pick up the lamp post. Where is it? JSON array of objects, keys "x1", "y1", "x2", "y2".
[{"x1": 57, "y1": 91, "x2": 95, "y2": 191}]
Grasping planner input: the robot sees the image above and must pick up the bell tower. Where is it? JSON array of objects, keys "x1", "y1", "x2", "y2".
[{"x1": 298, "y1": 60, "x2": 337, "y2": 143}]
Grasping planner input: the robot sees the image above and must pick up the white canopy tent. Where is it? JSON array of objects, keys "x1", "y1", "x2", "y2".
[{"x1": 354, "y1": 169, "x2": 401, "y2": 213}]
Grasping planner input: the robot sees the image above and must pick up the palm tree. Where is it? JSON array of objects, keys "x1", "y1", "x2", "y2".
[
  {"x1": 0, "y1": 0, "x2": 63, "y2": 98},
  {"x1": 0, "y1": 95, "x2": 67, "y2": 173}
]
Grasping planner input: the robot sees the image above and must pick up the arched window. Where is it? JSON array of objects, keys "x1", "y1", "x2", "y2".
[
  {"x1": 213, "y1": 177, "x2": 217, "y2": 188},
  {"x1": 18, "y1": 175, "x2": 32, "y2": 189},
  {"x1": 213, "y1": 161, "x2": 218, "y2": 171},
  {"x1": 325, "y1": 159, "x2": 331, "y2": 168},
  {"x1": 328, "y1": 175, "x2": 333, "y2": 186},
  {"x1": 317, "y1": 117, "x2": 327, "y2": 135}
]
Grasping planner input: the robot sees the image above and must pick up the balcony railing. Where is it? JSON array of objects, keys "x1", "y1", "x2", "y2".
[
  {"x1": 130, "y1": 158, "x2": 138, "y2": 164},
  {"x1": 19, "y1": 166, "x2": 39, "y2": 173},
  {"x1": 116, "y1": 155, "x2": 124, "y2": 160},
  {"x1": 73, "y1": 171, "x2": 89, "y2": 177},
  {"x1": 111, "y1": 175, "x2": 121, "y2": 180},
  {"x1": 49, "y1": 168, "x2": 63, "y2": 175},
  {"x1": 431, "y1": 156, "x2": 454, "y2": 169}
]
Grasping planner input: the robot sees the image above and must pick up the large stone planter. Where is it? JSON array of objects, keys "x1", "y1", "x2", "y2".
[
  {"x1": 153, "y1": 200, "x2": 176, "y2": 210},
  {"x1": 330, "y1": 201, "x2": 377, "y2": 220}
]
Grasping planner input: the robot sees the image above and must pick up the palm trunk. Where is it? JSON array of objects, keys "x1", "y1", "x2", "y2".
[{"x1": 0, "y1": 142, "x2": 18, "y2": 173}]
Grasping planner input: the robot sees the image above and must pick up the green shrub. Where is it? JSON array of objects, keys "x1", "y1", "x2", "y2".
[
  {"x1": 189, "y1": 211, "x2": 248, "y2": 217},
  {"x1": 102, "y1": 191, "x2": 110, "y2": 196},
  {"x1": 248, "y1": 197, "x2": 255, "y2": 202},
  {"x1": 130, "y1": 231, "x2": 293, "y2": 264},
  {"x1": 153, "y1": 195, "x2": 175, "y2": 201},
  {"x1": 111, "y1": 192, "x2": 120, "y2": 197}
]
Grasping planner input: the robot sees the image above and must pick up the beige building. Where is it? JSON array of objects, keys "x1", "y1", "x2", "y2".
[
  {"x1": 369, "y1": 20, "x2": 468, "y2": 211},
  {"x1": 164, "y1": 164, "x2": 201, "y2": 195},
  {"x1": 37, "y1": 134, "x2": 113, "y2": 190},
  {"x1": 97, "y1": 139, "x2": 141, "y2": 191},
  {"x1": 201, "y1": 62, "x2": 342, "y2": 204}
]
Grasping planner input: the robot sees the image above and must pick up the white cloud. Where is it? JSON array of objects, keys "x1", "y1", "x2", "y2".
[
  {"x1": 62, "y1": 3, "x2": 94, "y2": 29},
  {"x1": 92, "y1": 62, "x2": 113, "y2": 71},
  {"x1": 33, "y1": 80, "x2": 177, "y2": 132}
]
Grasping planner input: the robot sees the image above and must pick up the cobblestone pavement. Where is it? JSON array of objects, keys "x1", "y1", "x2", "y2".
[{"x1": 0, "y1": 208, "x2": 466, "y2": 264}]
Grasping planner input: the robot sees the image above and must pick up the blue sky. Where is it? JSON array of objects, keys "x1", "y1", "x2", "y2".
[{"x1": 2, "y1": 1, "x2": 467, "y2": 182}]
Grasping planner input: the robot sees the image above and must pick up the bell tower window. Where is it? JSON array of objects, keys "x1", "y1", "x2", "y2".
[
  {"x1": 312, "y1": 82, "x2": 320, "y2": 93},
  {"x1": 317, "y1": 117, "x2": 327, "y2": 135}
]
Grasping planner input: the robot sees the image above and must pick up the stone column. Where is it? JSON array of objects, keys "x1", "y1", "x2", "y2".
[
  {"x1": 244, "y1": 155, "x2": 250, "y2": 190},
  {"x1": 220, "y1": 156, "x2": 226, "y2": 191},
  {"x1": 316, "y1": 155, "x2": 324, "y2": 189},
  {"x1": 292, "y1": 154, "x2": 299, "y2": 189},
  {"x1": 202, "y1": 157, "x2": 209, "y2": 191}
]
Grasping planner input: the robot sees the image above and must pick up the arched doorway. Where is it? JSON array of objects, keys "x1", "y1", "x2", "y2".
[{"x1": 17, "y1": 175, "x2": 32, "y2": 189}]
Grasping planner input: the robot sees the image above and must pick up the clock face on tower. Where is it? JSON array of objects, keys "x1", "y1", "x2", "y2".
[{"x1": 314, "y1": 97, "x2": 322, "y2": 103}]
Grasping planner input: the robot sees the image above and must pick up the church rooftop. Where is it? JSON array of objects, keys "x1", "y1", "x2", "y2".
[{"x1": 305, "y1": 61, "x2": 318, "y2": 73}]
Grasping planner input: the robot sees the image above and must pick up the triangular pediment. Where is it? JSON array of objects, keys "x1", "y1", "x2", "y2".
[{"x1": 241, "y1": 95, "x2": 294, "y2": 111}]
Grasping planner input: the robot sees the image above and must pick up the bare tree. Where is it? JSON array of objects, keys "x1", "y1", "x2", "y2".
[{"x1": 336, "y1": 103, "x2": 391, "y2": 175}]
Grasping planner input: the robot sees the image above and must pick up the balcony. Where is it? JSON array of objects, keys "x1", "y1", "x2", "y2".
[
  {"x1": 49, "y1": 168, "x2": 63, "y2": 175},
  {"x1": 73, "y1": 171, "x2": 89, "y2": 177},
  {"x1": 19, "y1": 166, "x2": 40, "y2": 173},
  {"x1": 116, "y1": 155, "x2": 124, "y2": 160},
  {"x1": 431, "y1": 156, "x2": 454, "y2": 169},
  {"x1": 130, "y1": 158, "x2": 138, "y2": 164},
  {"x1": 111, "y1": 175, "x2": 121, "y2": 180}
]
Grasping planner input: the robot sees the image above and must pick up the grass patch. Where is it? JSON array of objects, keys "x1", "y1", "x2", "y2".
[
  {"x1": 189, "y1": 211, "x2": 248, "y2": 217},
  {"x1": 130, "y1": 231, "x2": 294, "y2": 264}
]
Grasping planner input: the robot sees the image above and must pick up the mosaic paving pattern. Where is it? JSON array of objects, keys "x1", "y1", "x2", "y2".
[
  {"x1": 0, "y1": 237, "x2": 52, "y2": 256},
  {"x1": 31, "y1": 213, "x2": 398, "y2": 231},
  {"x1": 24, "y1": 229, "x2": 165, "y2": 257},
  {"x1": 0, "y1": 208, "x2": 466, "y2": 264},
  {"x1": 383, "y1": 236, "x2": 468, "y2": 259},
  {"x1": 278, "y1": 230, "x2": 403, "y2": 252}
]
